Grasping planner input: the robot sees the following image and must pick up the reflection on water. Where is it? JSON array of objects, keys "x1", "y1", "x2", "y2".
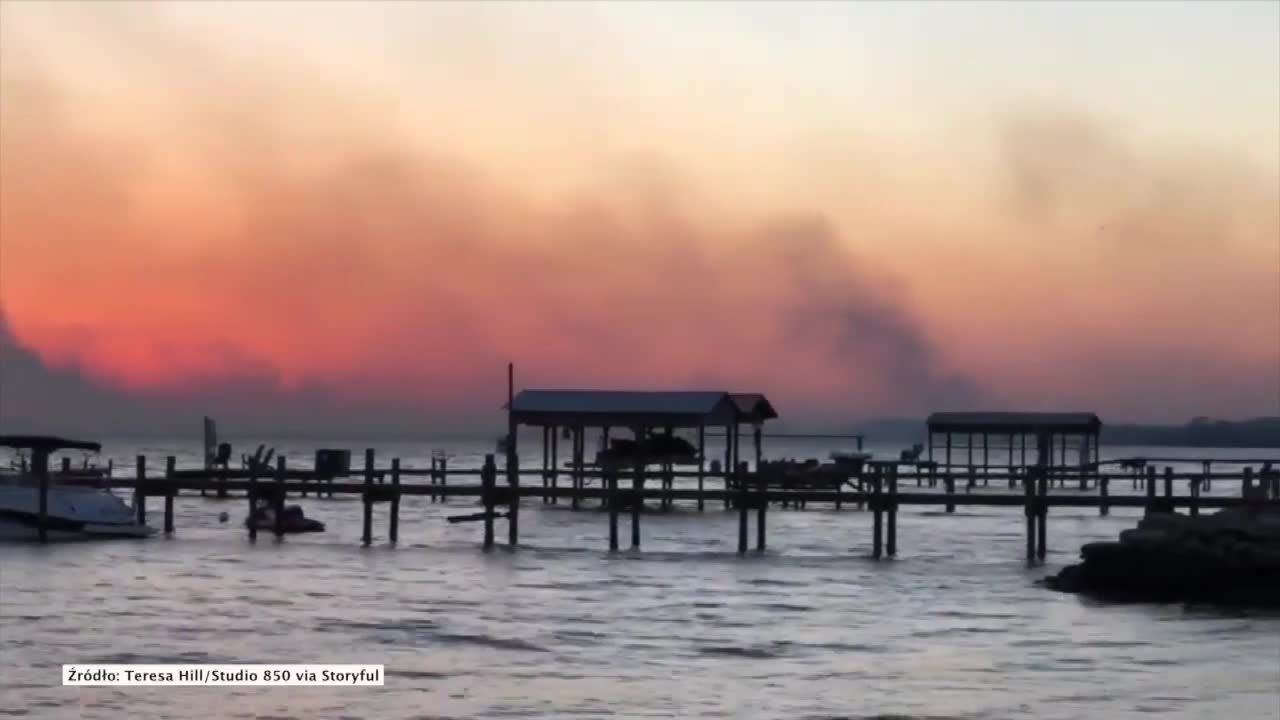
[{"x1": 2, "y1": 439, "x2": 1278, "y2": 719}]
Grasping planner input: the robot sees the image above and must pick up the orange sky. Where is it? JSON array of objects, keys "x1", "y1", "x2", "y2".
[{"x1": 1, "y1": 2, "x2": 1277, "y2": 427}]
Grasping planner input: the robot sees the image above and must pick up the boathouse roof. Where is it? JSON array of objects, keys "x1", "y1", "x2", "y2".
[
  {"x1": 730, "y1": 393, "x2": 779, "y2": 423},
  {"x1": 0, "y1": 435, "x2": 101, "y2": 452},
  {"x1": 926, "y1": 412, "x2": 1101, "y2": 435},
  {"x1": 507, "y1": 390, "x2": 775, "y2": 428}
]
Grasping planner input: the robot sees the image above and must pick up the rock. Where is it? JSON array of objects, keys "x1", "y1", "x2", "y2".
[{"x1": 1045, "y1": 507, "x2": 1280, "y2": 606}]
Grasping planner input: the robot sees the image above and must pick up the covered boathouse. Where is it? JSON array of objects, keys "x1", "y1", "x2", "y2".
[
  {"x1": 925, "y1": 411, "x2": 1102, "y2": 474},
  {"x1": 505, "y1": 389, "x2": 778, "y2": 470}
]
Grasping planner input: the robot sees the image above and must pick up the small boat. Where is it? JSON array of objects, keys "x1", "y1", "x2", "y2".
[
  {"x1": 0, "y1": 435, "x2": 152, "y2": 541},
  {"x1": 245, "y1": 502, "x2": 325, "y2": 534}
]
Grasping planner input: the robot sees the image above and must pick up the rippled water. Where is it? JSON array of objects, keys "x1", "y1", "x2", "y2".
[{"x1": 3, "y1": 439, "x2": 1279, "y2": 719}]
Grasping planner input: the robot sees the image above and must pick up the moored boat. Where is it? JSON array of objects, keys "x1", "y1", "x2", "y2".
[{"x1": 0, "y1": 436, "x2": 152, "y2": 541}]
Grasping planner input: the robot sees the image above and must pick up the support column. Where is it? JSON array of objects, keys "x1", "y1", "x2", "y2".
[
  {"x1": 982, "y1": 432, "x2": 989, "y2": 485},
  {"x1": 631, "y1": 425, "x2": 645, "y2": 549},
  {"x1": 886, "y1": 465, "x2": 898, "y2": 557},
  {"x1": 362, "y1": 448, "x2": 374, "y2": 546},
  {"x1": 550, "y1": 425, "x2": 559, "y2": 505},
  {"x1": 697, "y1": 425, "x2": 706, "y2": 512},
  {"x1": 164, "y1": 456, "x2": 176, "y2": 534}
]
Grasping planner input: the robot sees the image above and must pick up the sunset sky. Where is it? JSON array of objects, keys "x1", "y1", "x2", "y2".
[{"x1": 1, "y1": 1, "x2": 1277, "y2": 432}]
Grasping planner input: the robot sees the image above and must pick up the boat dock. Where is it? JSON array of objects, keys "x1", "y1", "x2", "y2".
[
  {"x1": 17, "y1": 385, "x2": 1280, "y2": 560},
  {"x1": 50, "y1": 450, "x2": 1280, "y2": 563}
]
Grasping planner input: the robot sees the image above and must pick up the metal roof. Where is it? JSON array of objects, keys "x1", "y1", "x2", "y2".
[
  {"x1": 927, "y1": 412, "x2": 1101, "y2": 434},
  {"x1": 507, "y1": 390, "x2": 745, "y2": 427},
  {"x1": 730, "y1": 393, "x2": 779, "y2": 422}
]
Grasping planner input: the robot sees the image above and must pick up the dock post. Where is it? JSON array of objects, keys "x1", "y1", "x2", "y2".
[
  {"x1": 550, "y1": 428, "x2": 558, "y2": 505},
  {"x1": 607, "y1": 467, "x2": 619, "y2": 551},
  {"x1": 542, "y1": 426, "x2": 550, "y2": 504},
  {"x1": 944, "y1": 470, "x2": 955, "y2": 513},
  {"x1": 1099, "y1": 475, "x2": 1110, "y2": 516},
  {"x1": 60, "y1": 456, "x2": 70, "y2": 474},
  {"x1": 756, "y1": 463, "x2": 766, "y2": 551},
  {"x1": 1024, "y1": 468, "x2": 1036, "y2": 563},
  {"x1": 871, "y1": 468, "x2": 883, "y2": 560},
  {"x1": 1163, "y1": 466, "x2": 1173, "y2": 506},
  {"x1": 439, "y1": 456, "x2": 448, "y2": 503},
  {"x1": 247, "y1": 464, "x2": 258, "y2": 541},
  {"x1": 966, "y1": 464, "x2": 976, "y2": 491},
  {"x1": 1036, "y1": 471, "x2": 1048, "y2": 560},
  {"x1": 697, "y1": 425, "x2": 705, "y2": 511},
  {"x1": 134, "y1": 455, "x2": 147, "y2": 526},
  {"x1": 632, "y1": 429, "x2": 644, "y2": 549},
  {"x1": 164, "y1": 456, "x2": 176, "y2": 534},
  {"x1": 217, "y1": 454, "x2": 228, "y2": 498},
  {"x1": 571, "y1": 427, "x2": 582, "y2": 512},
  {"x1": 886, "y1": 465, "x2": 898, "y2": 557},
  {"x1": 1189, "y1": 475, "x2": 1200, "y2": 517},
  {"x1": 361, "y1": 448, "x2": 374, "y2": 546},
  {"x1": 429, "y1": 457, "x2": 437, "y2": 503},
  {"x1": 482, "y1": 454, "x2": 496, "y2": 549},
  {"x1": 737, "y1": 461, "x2": 749, "y2": 553},
  {"x1": 389, "y1": 458, "x2": 401, "y2": 544},
  {"x1": 274, "y1": 456, "x2": 287, "y2": 538},
  {"x1": 508, "y1": 452, "x2": 519, "y2": 547}
]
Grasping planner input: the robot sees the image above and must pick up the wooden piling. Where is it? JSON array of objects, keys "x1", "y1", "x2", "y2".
[
  {"x1": 508, "y1": 452, "x2": 520, "y2": 547},
  {"x1": 573, "y1": 427, "x2": 584, "y2": 512},
  {"x1": 549, "y1": 428, "x2": 558, "y2": 505},
  {"x1": 886, "y1": 466, "x2": 898, "y2": 557},
  {"x1": 482, "y1": 454, "x2": 496, "y2": 549},
  {"x1": 1099, "y1": 475, "x2": 1110, "y2": 516},
  {"x1": 429, "y1": 457, "x2": 438, "y2": 503},
  {"x1": 1163, "y1": 466, "x2": 1173, "y2": 504},
  {"x1": 274, "y1": 456, "x2": 287, "y2": 538},
  {"x1": 871, "y1": 468, "x2": 883, "y2": 560},
  {"x1": 607, "y1": 467, "x2": 619, "y2": 551},
  {"x1": 1036, "y1": 471, "x2": 1048, "y2": 560},
  {"x1": 164, "y1": 456, "x2": 176, "y2": 534},
  {"x1": 247, "y1": 463, "x2": 258, "y2": 541},
  {"x1": 134, "y1": 456, "x2": 147, "y2": 526},
  {"x1": 756, "y1": 461, "x2": 766, "y2": 551},
  {"x1": 632, "y1": 430, "x2": 644, "y2": 549},
  {"x1": 1024, "y1": 468, "x2": 1036, "y2": 563},
  {"x1": 61, "y1": 456, "x2": 71, "y2": 474},
  {"x1": 389, "y1": 458, "x2": 401, "y2": 544},
  {"x1": 1189, "y1": 475, "x2": 1200, "y2": 517},
  {"x1": 944, "y1": 471, "x2": 956, "y2": 513},
  {"x1": 697, "y1": 425, "x2": 706, "y2": 511},
  {"x1": 361, "y1": 448, "x2": 374, "y2": 546},
  {"x1": 737, "y1": 461, "x2": 749, "y2": 553},
  {"x1": 541, "y1": 426, "x2": 550, "y2": 504},
  {"x1": 439, "y1": 456, "x2": 448, "y2": 503}
]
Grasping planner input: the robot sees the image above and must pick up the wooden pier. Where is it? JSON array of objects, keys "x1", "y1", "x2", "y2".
[{"x1": 58, "y1": 451, "x2": 1280, "y2": 562}]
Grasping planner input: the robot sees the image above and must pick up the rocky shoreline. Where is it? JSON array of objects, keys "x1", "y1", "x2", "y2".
[{"x1": 1044, "y1": 507, "x2": 1280, "y2": 606}]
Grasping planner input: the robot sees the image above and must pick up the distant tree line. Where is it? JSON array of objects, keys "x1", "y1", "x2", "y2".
[{"x1": 1101, "y1": 417, "x2": 1280, "y2": 448}]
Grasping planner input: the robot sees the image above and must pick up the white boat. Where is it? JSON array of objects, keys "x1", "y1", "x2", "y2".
[{"x1": 0, "y1": 436, "x2": 152, "y2": 541}]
